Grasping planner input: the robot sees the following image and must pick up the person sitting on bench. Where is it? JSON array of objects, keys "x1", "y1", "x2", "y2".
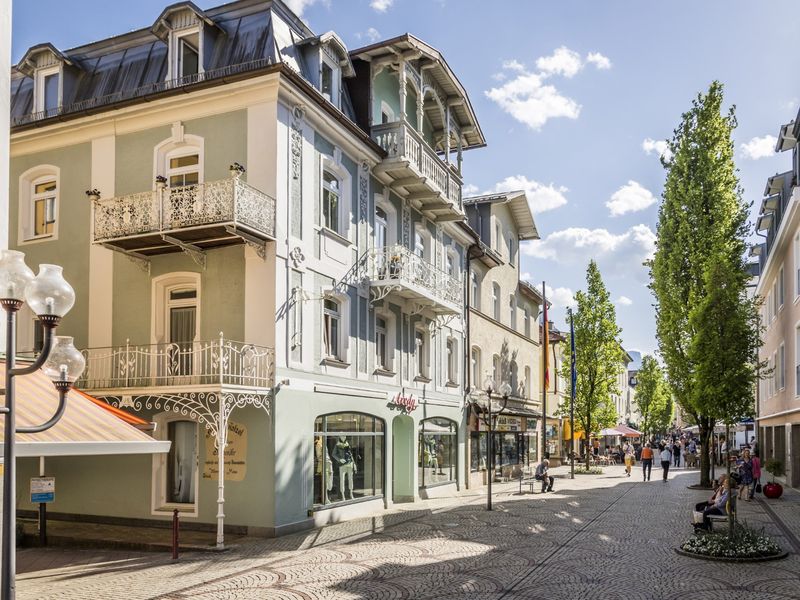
[
  {"x1": 693, "y1": 474, "x2": 734, "y2": 532},
  {"x1": 535, "y1": 458, "x2": 554, "y2": 493}
]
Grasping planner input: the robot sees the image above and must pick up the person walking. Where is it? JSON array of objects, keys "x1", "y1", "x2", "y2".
[
  {"x1": 624, "y1": 446, "x2": 635, "y2": 477},
  {"x1": 660, "y1": 444, "x2": 672, "y2": 482},
  {"x1": 641, "y1": 442, "x2": 654, "y2": 481},
  {"x1": 672, "y1": 440, "x2": 681, "y2": 468}
]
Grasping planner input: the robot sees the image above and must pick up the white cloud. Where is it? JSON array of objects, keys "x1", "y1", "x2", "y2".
[
  {"x1": 546, "y1": 284, "x2": 577, "y2": 308},
  {"x1": 606, "y1": 180, "x2": 657, "y2": 217},
  {"x1": 586, "y1": 52, "x2": 612, "y2": 70},
  {"x1": 616, "y1": 295, "x2": 633, "y2": 306},
  {"x1": 642, "y1": 138, "x2": 673, "y2": 162},
  {"x1": 283, "y1": 0, "x2": 320, "y2": 16},
  {"x1": 487, "y1": 175, "x2": 568, "y2": 214},
  {"x1": 740, "y1": 135, "x2": 777, "y2": 160},
  {"x1": 370, "y1": 0, "x2": 393, "y2": 11},
  {"x1": 536, "y1": 47, "x2": 583, "y2": 78},
  {"x1": 487, "y1": 48, "x2": 610, "y2": 131},
  {"x1": 525, "y1": 224, "x2": 656, "y2": 280},
  {"x1": 463, "y1": 183, "x2": 479, "y2": 196},
  {"x1": 358, "y1": 27, "x2": 381, "y2": 42}
]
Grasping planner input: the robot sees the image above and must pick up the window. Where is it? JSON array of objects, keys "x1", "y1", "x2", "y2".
[
  {"x1": 446, "y1": 337, "x2": 457, "y2": 385},
  {"x1": 524, "y1": 308, "x2": 531, "y2": 338},
  {"x1": 414, "y1": 230, "x2": 425, "y2": 258},
  {"x1": 510, "y1": 360, "x2": 519, "y2": 395},
  {"x1": 167, "y1": 152, "x2": 200, "y2": 188},
  {"x1": 779, "y1": 266, "x2": 785, "y2": 309},
  {"x1": 524, "y1": 366, "x2": 531, "y2": 398},
  {"x1": 43, "y1": 73, "x2": 59, "y2": 112},
  {"x1": 493, "y1": 354, "x2": 501, "y2": 385},
  {"x1": 471, "y1": 271, "x2": 480, "y2": 310},
  {"x1": 321, "y1": 62, "x2": 334, "y2": 101},
  {"x1": 507, "y1": 232, "x2": 516, "y2": 266},
  {"x1": 323, "y1": 298, "x2": 341, "y2": 360},
  {"x1": 179, "y1": 36, "x2": 199, "y2": 77},
  {"x1": 380, "y1": 101, "x2": 395, "y2": 124},
  {"x1": 415, "y1": 328, "x2": 429, "y2": 380},
  {"x1": 35, "y1": 66, "x2": 60, "y2": 113},
  {"x1": 779, "y1": 343, "x2": 786, "y2": 390},
  {"x1": 31, "y1": 178, "x2": 56, "y2": 237},
  {"x1": 509, "y1": 294, "x2": 517, "y2": 330},
  {"x1": 322, "y1": 170, "x2": 341, "y2": 233},
  {"x1": 773, "y1": 281, "x2": 779, "y2": 319},
  {"x1": 376, "y1": 315, "x2": 388, "y2": 371},
  {"x1": 314, "y1": 413, "x2": 384, "y2": 506},
  {"x1": 446, "y1": 252, "x2": 455, "y2": 278},
  {"x1": 167, "y1": 286, "x2": 197, "y2": 376},
  {"x1": 375, "y1": 206, "x2": 387, "y2": 249},
  {"x1": 167, "y1": 420, "x2": 198, "y2": 504},
  {"x1": 471, "y1": 346, "x2": 481, "y2": 390},
  {"x1": 419, "y1": 418, "x2": 457, "y2": 487},
  {"x1": 492, "y1": 283, "x2": 500, "y2": 320},
  {"x1": 495, "y1": 222, "x2": 502, "y2": 252},
  {"x1": 769, "y1": 353, "x2": 776, "y2": 396}
]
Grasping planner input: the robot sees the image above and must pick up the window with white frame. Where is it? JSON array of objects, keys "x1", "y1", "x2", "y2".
[
  {"x1": 375, "y1": 314, "x2": 389, "y2": 371},
  {"x1": 495, "y1": 221, "x2": 502, "y2": 252},
  {"x1": 779, "y1": 265, "x2": 785, "y2": 309},
  {"x1": 779, "y1": 343, "x2": 786, "y2": 390},
  {"x1": 323, "y1": 298, "x2": 342, "y2": 360},
  {"x1": 320, "y1": 54, "x2": 340, "y2": 107},
  {"x1": 322, "y1": 170, "x2": 341, "y2": 233},
  {"x1": 509, "y1": 294, "x2": 517, "y2": 330},
  {"x1": 375, "y1": 206, "x2": 388, "y2": 249},
  {"x1": 446, "y1": 337, "x2": 458, "y2": 385},
  {"x1": 492, "y1": 283, "x2": 500, "y2": 321},
  {"x1": 492, "y1": 354, "x2": 501, "y2": 385},
  {"x1": 446, "y1": 250, "x2": 456, "y2": 279},
  {"x1": 31, "y1": 177, "x2": 57, "y2": 238},
  {"x1": 19, "y1": 165, "x2": 60, "y2": 243},
  {"x1": 471, "y1": 271, "x2": 480, "y2": 310},
  {"x1": 414, "y1": 229, "x2": 426, "y2": 259},
  {"x1": 35, "y1": 66, "x2": 60, "y2": 113},
  {"x1": 507, "y1": 232, "x2": 516, "y2": 266},
  {"x1": 152, "y1": 412, "x2": 199, "y2": 515},
  {"x1": 167, "y1": 150, "x2": 200, "y2": 188},
  {"x1": 471, "y1": 346, "x2": 481, "y2": 389},
  {"x1": 171, "y1": 30, "x2": 201, "y2": 80},
  {"x1": 415, "y1": 328, "x2": 430, "y2": 380},
  {"x1": 524, "y1": 308, "x2": 531, "y2": 338}
]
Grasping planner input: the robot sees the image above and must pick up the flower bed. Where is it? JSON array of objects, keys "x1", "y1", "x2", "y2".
[
  {"x1": 679, "y1": 525, "x2": 784, "y2": 561},
  {"x1": 574, "y1": 467, "x2": 603, "y2": 475}
]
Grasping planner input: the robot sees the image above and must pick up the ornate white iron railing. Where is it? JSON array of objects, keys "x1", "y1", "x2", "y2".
[
  {"x1": 92, "y1": 177, "x2": 276, "y2": 242},
  {"x1": 371, "y1": 122, "x2": 463, "y2": 210},
  {"x1": 364, "y1": 244, "x2": 462, "y2": 310},
  {"x1": 78, "y1": 336, "x2": 275, "y2": 390}
]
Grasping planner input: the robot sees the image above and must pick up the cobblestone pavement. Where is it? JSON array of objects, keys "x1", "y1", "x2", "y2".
[{"x1": 16, "y1": 466, "x2": 800, "y2": 599}]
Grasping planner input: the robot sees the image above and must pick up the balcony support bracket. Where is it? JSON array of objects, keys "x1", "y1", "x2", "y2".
[
  {"x1": 101, "y1": 243, "x2": 151, "y2": 274},
  {"x1": 369, "y1": 283, "x2": 402, "y2": 306},
  {"x1": 225, "y1": 226, "x2": 267, "y2": 260},
  {"x1": 162, "y1": 235, "x2": 207, "y2": 269}
]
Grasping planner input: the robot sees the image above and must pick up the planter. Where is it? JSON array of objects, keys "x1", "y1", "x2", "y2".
[{"x1": 763, "y1": 482, "x2": 783, "y2": 499}]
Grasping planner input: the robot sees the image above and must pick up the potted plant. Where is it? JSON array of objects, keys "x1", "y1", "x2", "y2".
[
  {"x1": 764, "y1": 458, "x2": 784, "y2": 499},
  {"x1": 155, "y1": 175, "x2": 167, "y2": 189},
  {"x1": 229, "y1": 162, "x2": 246, "y2": 178},
  {"x1": 85, "y1": 188, "x2": 101, "y2": 201}
]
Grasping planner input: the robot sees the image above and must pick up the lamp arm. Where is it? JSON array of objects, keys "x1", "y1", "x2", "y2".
[
  {"x1": 17, "y1": 387, "x2": 67, "y2": 434},
  {"x1": 9, "y1": 322, "x2": 55, "y2": 377}
]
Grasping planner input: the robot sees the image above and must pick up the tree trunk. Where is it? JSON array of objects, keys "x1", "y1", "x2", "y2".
[
  {"x1": 698, "y1": 418, "x2": 713, "y2": 487},
  {"x1": 585, "y1": 407, "x2": 591, "y2": 470},
  {"x1": 726, "y1": 426, "x2": 734, "y2": 538}
]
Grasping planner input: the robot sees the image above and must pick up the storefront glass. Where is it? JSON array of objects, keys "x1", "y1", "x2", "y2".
[
  {"x1": 313, "y1": 413, "x2": 384, "y2": 506},
  {"x1": 418, "y1": 418, "x2": 457, "y2": 487},
  {"x1": 470, "y1": 431, "x2": 538, "y2": 472}
]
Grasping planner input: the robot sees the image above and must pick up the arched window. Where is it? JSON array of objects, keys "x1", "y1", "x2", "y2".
[
  {"x1": 153, "y1": 132, "x2": 204, "y2": 188},
  {"x1": 18, "y1": 165, "x2": 60, "y2": 243},
  {"x1": 509, "y1": 294, "x2": 517, "y2": 330},
  {"x1": 471, "y1": 346, "x2": 481, "y2": 390},
  {"x1": 313, "y1": 413, "x2": 384, "y2": 505},
  {"x1": 418, "y1": 417, "x2": 457, "y2": 487},
  {"x1": 322, "y1": 170, "x2": 341, "y2": 233}
]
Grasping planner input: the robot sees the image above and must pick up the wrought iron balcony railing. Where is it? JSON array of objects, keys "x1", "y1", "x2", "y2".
[
  {"x1": 78, "y1": 337, "x2": 275, "y2": 391},
  {"x1": 363, "y1": 244, "x2": 462, "y2": 314},
  {"x1": 372, "y1": 122, "x2": 462, "y2": 213}
]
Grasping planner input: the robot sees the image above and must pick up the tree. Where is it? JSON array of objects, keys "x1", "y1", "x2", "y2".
[
  {"x1": 561, "y1": 261, "x2": 624, "y2": 468},
  {"x1": 635, "y1": 355, "x2": 672, "y2": 439},
  {"x1": 649, "y1": 81, "x2": 755, "y2": 487}
]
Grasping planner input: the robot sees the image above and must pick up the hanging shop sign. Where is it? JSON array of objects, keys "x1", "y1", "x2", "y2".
[
  {"x1": 496, "y1": 416, "x2": 522, "y2": 432},
  {"x1": 30, "y1": 477, "x2": 55, "y2": 503},
  {"x1": 203, "y1": 420, "x2": 247, "y2": 481},
  {"x1": 388, "y1": 391, "x2": 418, "y2": 413},
  {"x1": 526, "y1": 418, "x2": 539, "y2": 432}
]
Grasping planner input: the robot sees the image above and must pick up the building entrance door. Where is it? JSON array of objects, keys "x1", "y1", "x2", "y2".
[
  {"x1": 792, "y1": 425, "x2": 800, "y2": 487},
  {"x1": 392, "y1": 414, "x2": 414, "y2": 503}
]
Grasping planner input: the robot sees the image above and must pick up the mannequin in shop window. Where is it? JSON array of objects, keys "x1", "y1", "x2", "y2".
[
  {"x1": 332, "y1": 435, "x2": 357, "y2": 501},
  {"x1": 314, "y1": 437, "x2": 333, "y2": 504}
]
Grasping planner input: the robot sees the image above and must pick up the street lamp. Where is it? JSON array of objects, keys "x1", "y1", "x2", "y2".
[
  {"x1": 0, "y1": 251, "x2": 83, "y2": 600},
  {"x1": 469, "y1": 374, "x2": 511, "y2": 511}
]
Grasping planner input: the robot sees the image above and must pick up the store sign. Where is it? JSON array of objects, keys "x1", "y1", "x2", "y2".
[
  {"x1": 496, "y1": 416, "x2": 522, "y2": 432},
  {"x1": 203, "y1": 420, "x2": 247, "y2": 481},
  {"x1": 30, "y1": 477, "x2": 55, "y2": 503},
  {"x1": 389, "y1": 392, "x2": 418, "y2": 412},
  {"x1": 526, "y1": 418, "x2": 539, "y2": 431}
]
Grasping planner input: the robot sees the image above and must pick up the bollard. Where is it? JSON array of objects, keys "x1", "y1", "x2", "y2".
[{"x1": 172, "y1": 508, "x2": 179, "y2": 561}]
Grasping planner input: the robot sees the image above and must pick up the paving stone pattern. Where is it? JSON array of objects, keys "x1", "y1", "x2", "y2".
[{"x1": 16, "y1": 467, "x2": 800, "y2": 599}]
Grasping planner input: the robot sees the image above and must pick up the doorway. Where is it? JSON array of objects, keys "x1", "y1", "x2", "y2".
[{"x1": 392, "y1": 414, "x2": 414, "y2": 503}]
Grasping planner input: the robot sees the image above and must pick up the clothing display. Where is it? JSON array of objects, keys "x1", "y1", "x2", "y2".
[{"x1": 332, "y1": 435, "x2": 357, "y2": 501}]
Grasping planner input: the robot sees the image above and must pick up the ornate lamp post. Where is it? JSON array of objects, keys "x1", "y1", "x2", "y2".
[
  {"x1": 469, "y1": 375, "x2": 511, "y2": 511},
  {"x1": 0, "y1": 250, "x2": 84, "y2": 600}
]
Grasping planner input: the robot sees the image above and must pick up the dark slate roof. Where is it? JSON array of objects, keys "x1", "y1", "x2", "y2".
[{"x1": 8, "y1": 0, "x2": 334, "y2": 128}]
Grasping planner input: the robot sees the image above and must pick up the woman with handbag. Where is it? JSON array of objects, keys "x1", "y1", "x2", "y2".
[
  {"x1": 751, "y1": 452, "x2": 762, "y2": 498},
  {"x1": 737, "y1": 448, "x2": 754, "y2": 501}
]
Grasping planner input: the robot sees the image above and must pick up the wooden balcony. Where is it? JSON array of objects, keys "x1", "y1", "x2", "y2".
[
  {"x1": 363, "y1": 244, "x2": 462, "y2": 315},
  {"x1": 371, "y1": 122, "x2": 463, "y2": 222},
  {"x1": 91, "y1": 177, "x2": 276, "y2": 266}
]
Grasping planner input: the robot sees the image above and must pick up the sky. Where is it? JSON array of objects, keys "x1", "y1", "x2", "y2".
[{"x1": 10, "y1": 0, "x2": 800, "y2": 357}]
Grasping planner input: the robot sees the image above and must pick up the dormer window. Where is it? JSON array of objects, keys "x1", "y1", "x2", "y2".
[
  {"x1": 35, "y1": 66, "x2": 60, "y2": 114},
  {"x1": 320, "y1": 56, "x2": 340, "y2": 107},
  {"x1": 172, "y1": 30, "x2": 201, "y2": 80}
]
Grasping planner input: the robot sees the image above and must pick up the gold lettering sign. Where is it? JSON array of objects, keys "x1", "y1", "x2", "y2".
[{"x1": 202, "y1": 420, "x2": 247, "y2": 481}]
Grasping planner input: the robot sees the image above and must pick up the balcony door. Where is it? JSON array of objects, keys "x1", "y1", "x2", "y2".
[
  {"x1": 168, "y1": 288, "x2": 197, "y2": 380},
  {"x1": 166, "y1": 150, "x2": 200, "y2": 227}
]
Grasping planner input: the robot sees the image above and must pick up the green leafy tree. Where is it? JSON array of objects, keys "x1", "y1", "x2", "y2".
[
  {"x1": 649, "y1": 81, "x2": 758, "y2": 487},
  {"x1": 561, "y1": 261, "x2": 624, "y2": 468},
  {"x1": 634, "y1": 355, "x2": 672, "y2": 439}
]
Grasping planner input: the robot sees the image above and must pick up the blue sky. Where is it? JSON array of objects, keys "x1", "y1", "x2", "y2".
[{"x1": 11, "y1": 0, "x2": 799, "y2": 356}]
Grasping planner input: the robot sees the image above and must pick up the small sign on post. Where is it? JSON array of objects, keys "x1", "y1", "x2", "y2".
[{"x1": 30, "y1": 477, "x2": 55, "y2": 504}]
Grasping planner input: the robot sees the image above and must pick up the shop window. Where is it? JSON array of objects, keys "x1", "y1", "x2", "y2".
[
  {"x1": 152, "y1": 413, "x2": 199, "y2": 515},
  {"x1": 313, "y1": 413, "x2": 384, "y2": 506},
  {"x1": 418, "y1": 418, "x2": 457, "y2": 487},
  {"x1": 323, "y1": 297, "x2": 342, "y2": 360}
]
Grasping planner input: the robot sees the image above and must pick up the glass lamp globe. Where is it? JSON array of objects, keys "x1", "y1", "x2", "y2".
[
  {"x1": 42, "y1": 336, "x2": 85, "y2": 383},
  {"x1": 483, "y1": 374, "x2": 496, "y2": 394},
  {"x1": 0, "y1": 250, "x2": 35, "y2": 302},
  {"x1": 25, "y1": 264, "x2": 75, "y2": 318},
  {"x1": 499, "y1": 381, "x2": 512, "y2": 398}
]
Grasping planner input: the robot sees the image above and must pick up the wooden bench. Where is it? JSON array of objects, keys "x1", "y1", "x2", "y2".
[
  {"x1": 707, "y1": 514, "x2": 729, "y2": 530},
  {"x1": 519, "y1": 476, "x2": 542, "y2": 494}
]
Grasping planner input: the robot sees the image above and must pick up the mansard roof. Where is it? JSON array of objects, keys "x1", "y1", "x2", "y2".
[
  {"x1": 350, "y1": 33, "x2": 485, "y2": 150},
  {"x1": 15, "y1": 43, "x2": 74, "y2": 77},
  {"x1": 150, "y1": 1, "x2": 224, "y2": 40}
]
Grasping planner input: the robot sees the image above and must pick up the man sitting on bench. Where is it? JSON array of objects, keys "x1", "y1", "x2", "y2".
[{"x1": 535, "y1": 458, "x2": 554, "y2": 493}]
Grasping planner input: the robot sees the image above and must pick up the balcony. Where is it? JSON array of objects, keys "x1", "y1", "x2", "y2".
[
  {"x1": 371, "y1": 122, "x2": 463, "y2": 221},
  {"x1": 92, "y1": 177, "x2": 276, "y2": 263},
  {"x1": 363, "y1": 244, "x2": 462, "y2": 315},
  {"x1": 78, "y1": 338, "x2": 275, "y2": 394}
]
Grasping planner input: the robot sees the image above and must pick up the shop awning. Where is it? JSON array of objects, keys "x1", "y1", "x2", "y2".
[
  {"x1": 0, "y1": 362, "x2": 170, "y2": 458},
  {"x1": 471, "y1": 403, "x2": 542, "y2": 418},
  {"x1": 598, "y1": 425, "x2": 642, "y2": 438}
]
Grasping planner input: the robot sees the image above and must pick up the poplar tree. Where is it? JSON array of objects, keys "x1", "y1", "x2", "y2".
[
  {"x1": 650, "y1": 81, "x2": 756, "y2": 487},
  {"x1": 635, "y1": 355, "x2": 672, "y2": 439},
  {"x1": 562, "y1": 260, "x2": 623, "y2": 468}
]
